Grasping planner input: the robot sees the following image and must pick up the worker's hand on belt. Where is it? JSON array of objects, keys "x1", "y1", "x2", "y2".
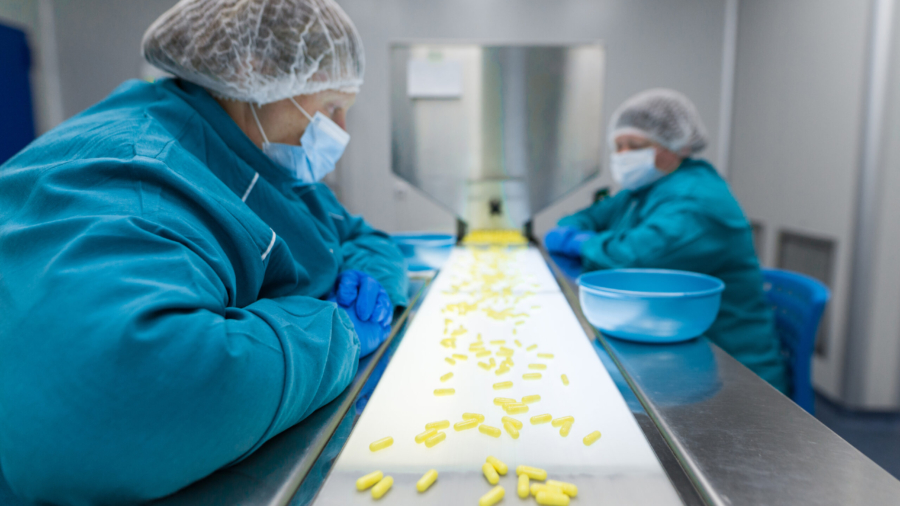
[
  {"x1": 334, "y1": 270, "x2": 393, "y2": 326},
  {"x1": 544, "y1": 226, "x2": 594, "y2": 258}
]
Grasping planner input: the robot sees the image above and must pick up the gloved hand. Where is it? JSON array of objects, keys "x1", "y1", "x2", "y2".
[
  {"x1": 334, "y1": 270, "x2": 393, "y2": 326},
  {"x1": 344, "y1": 305, "x2": 391, "y2": 358},
  {"x1": 544, "y1": 226, "x2": 594, "y2": 258}
]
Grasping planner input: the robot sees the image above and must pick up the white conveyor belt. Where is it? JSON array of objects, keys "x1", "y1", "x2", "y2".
[{"x1": 313, "y1": 246, "x2": 681, "y2": 505}]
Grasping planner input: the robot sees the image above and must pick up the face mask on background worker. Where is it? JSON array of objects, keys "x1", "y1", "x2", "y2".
[
  {"x1": 251, "y1": 97, "x2": 350, "y2": 184},
  {"x1": 610, "y1": 147, "x2": 666, "y2": 191}
]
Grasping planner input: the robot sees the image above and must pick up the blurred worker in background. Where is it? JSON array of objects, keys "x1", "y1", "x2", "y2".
[
  {"x1": 0, "y1": 0, "x2": 407, "y2": 504},
  {"x1": 545, "y1": 89, "x2": 787, "y2": 394}
]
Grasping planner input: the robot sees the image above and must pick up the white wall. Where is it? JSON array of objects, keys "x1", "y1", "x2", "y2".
[
  {"x1": 29, "y1": 0, "x2": 732, "y2": 237},
  {"x1": 727, "y1": 0, "x2": 872, "y2": 401}
]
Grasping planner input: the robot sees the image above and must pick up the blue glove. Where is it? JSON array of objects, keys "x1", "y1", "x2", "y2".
[
  {"x1": 544, "y1": 226, "x2": 594, "y2": 258},
  {"x1": 544, "y1": 226, "x2": 578, "y2": 253},
  {"x1": 334, "y1": 270, "x2": 393, "y2": 326},
  {"x1": 345, "y1": 306, "x2": 391, "y2": 358}
]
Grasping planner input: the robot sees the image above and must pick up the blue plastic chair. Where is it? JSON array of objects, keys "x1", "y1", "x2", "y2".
[{"x1": 761, "y1": 268, "x2": 830, "y2": 414}]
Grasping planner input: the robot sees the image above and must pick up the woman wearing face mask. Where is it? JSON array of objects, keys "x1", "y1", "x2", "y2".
[
  {"x1": 0, "y1": 1, "x2": 407, "y2": 504},
  {"x1": 545, "y1": 88, "x2": 787, "y2": 394}
]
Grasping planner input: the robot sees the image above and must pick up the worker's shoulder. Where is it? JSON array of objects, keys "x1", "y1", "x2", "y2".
[
  {"x1": 28, "y1": 79, "x2": 204, "y2": 165},
  {"x1": 651, "y1": 159, "x2": 748, "y2": 225}
]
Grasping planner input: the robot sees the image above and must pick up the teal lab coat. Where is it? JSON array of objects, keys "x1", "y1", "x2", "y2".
[
  {"x1": 560, "y1": 159, "x2": 788, "y2": 393},
  {"x1": 0, "y1": 78, "x2": 407, "y2": 505}
]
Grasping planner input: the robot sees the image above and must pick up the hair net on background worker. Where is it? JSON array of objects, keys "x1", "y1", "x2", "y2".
[
  {"x1": 141, "y1": 0, "x2": 365, "y2": 104},
  {"x1": 608, "y1": 88, "x2": 709, "y2": 155}
]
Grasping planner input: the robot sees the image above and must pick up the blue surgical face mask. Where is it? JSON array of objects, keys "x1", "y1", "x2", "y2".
[
  {"x1": 610, "y1": 147, "x2": 666, "y2": 191},
  {"x1": 251, "y1": 97, "x2": 350, "y2": 183}
]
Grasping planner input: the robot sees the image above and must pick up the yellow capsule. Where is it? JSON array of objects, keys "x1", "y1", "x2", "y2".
[
  {"x1": 522, "y1": 394, "x2": 541, "y2": 404},
  {"x1": 486, "y1": 455, "x2": 508, "y2": 475},
  {"x1": 462, "y1": 412, "x2": 485, "y2": 422},
  {"x1": 513, "y1": 329, "x2": 518, "y2": 334},
  {"x1": 504, "y1": 403, "x2": 529, "y2": 414},
  {"x1": 495, "y1": 366, "x2": 510, "y2": 375},
  {"x1": 478, "y1": 485, "x2": 505, "y2": 506},
  {"x1": 502, "y1": 416, "x2": 523, "y2": 429},
  {"x1": 530, "y1": 413, "x2": 552, "y2": 425},
  {"x1": 527, "y1": 344, "x2": 538, "y2": 351},
  {"x1": 546, "y1": 480, "x2": 579, "y2": 497},
  {"x1": 415, "y1": 428, "x2": 438, "y2": 443},
  {"x1": 476, "y1": 350, "x2": 491, "y2": 357},
  {"x1": 517, "y1": 474, "x2": 530, "y2": 498},
  {"x1": 482, "y1": 462, "x2": 500, "y2": 484},
  {"x1": 355, "y1": 470, "x2": 383, "y2": 490},
  {"x1": 426, "y1": 420, "x2": 450, "y2": 430},
  {"x1": 479, "y1": 424, "x2": 501, "y2": 438},
  {"x1": 583, "y1": 430, "x2": 602, "y2": 446},
  {"x1": 560, "y1": 423, "x2": 573, "y2": 437},
  {"x1": 528, "y1": 363, "x2": 547, "y2": 370},
  {"x1": 537, "y1": 353, "x2": 554, "y2": 358},
  {"x1": 531, "y1": 483, "x2": 563, "y2": 496},
  {"x1": 490, "y1": 340, "x2": 506, "y2": 345},
  {"x1": 516, "y1": 465, "x2": 548, "y2": 480},
  {"x1": 504, "y1": 358, "x2": 515, "y2": 367},
  {"x1": 489, "y1": 357, "x2": 496, "y2": 367},
  {"x1": 477, "y1": 333, "x2": 483, "y2": 340},
  {"x1": 561, "y1": 374, "x2": 569, "y2": 386},
  {"x1": 424, "y1": 431, "x2": 447, "y2": 447},
  {"x1": 440, "y1": 372, "x2": 454, "y2": 382},
  {"x1": 454, "y1": 418, "x2": 479, "y2": 431},
  {"x1": 551, "y1": 416, "x2": 574, "y2": 427},
  {"x1": 445, "y1": 357, "x2": 456, "y2": 365},
  {"x1": 416, "y1": 469, "x2": 438, "y2": 492},
  {"x1": 496, "y1": 349, "x2": 514, "y2": 357},
  {"x1": 523, "y1": 373, "x2": 542, "y2": 380},
  {"x1": 434, "y1": 388, "x2": 455, "y2": 396},
  {"x1": 494, "y1": 397, "x2": 515, "y2": 405},
  {"x1": 493, "y1": 381, "x2": 513, "y2": 390},
  {"x1": 498, "y1": 346, "x2": 514, "y2": 354},
  {"x1": 369, "y1": 437, "x2": 393, "y2": 452},
  {"x1": 478, "y1": 361, "x2": 492, "y2": 370},
  {"x1": 469, "y1": 346, "x2": 485, "y2": 352},
  {"x1": 371, "y1": 475, "x2": 393, "y2": 499},
  {"x1": 503, "y1": 420, "x2": 520, "y2": 439},
  {"x1": 452, "y1": 353, "x2": 468, "y2": 360},
  {"x1": 514, "y1": 339, "x2": 522, "y2": 347},
  {"x1": 535, "y1": 490, "x2": 570, "y2": 505}
]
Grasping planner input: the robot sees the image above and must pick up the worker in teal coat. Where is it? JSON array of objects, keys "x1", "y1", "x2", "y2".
[
  {"x1": 0, "y1": 1, "x2": 407, "y2": 504},
  {"x1": 546, "y1": 89, "x2": 788, "y2": 393}
]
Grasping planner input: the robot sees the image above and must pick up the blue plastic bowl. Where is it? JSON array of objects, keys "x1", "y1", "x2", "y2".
[
  {"x1": 577, "y1": 269, "x2": 725, "y2": 343},
  {"x1": 391, "y1": 232, "x2": 455, "y2": 271}
]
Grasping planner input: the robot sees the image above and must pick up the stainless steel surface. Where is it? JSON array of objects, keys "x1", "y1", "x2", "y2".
[
  {"x1": 546, "y1": 251, "x2": 900, "y2": 505},
  {"x1": 391, "y1": 44, "x2": 604, "y2": 230},
  {"x1": 151, "y1": 280, "x2": 431, "y2": 506}
]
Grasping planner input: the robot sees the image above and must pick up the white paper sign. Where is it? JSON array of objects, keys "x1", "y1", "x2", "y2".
[{"x1": 407, "y1": 59, "x2": 463, "y2": 99}]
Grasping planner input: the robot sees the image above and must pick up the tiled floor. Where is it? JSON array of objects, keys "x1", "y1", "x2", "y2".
[{"x1": 814, "y1": 394, "x2": 900, "y2": 479}]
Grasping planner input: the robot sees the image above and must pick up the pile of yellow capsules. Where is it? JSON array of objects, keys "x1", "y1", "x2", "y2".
[
  {"x1": 355, "y1": 247, "x2": 602, "y2": 503},
  {"x1": 355, "y1": 455, "x2": 583, "y2": 506}
]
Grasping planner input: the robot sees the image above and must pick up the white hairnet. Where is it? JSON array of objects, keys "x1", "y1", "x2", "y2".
[
  {"x1": 142, "y1": 0, "x2": 365, "y2": 104},
  {"x1": 608, "y1": 88, "x2": 708, "y2": 155}
]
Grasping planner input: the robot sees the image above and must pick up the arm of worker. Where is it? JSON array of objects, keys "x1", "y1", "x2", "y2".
[
  {"x1": 577, "y1": 198, "x2": 731, "y2": 273},
  {"x1": 323, "y1": 189, "x2": 409, "y2": 309},
  {"x1": 557, "y1": 191, "x2": 629, "y2": 232},
  {"x1": 0, "y1": 214, "x2": 360, "y2": 504}
]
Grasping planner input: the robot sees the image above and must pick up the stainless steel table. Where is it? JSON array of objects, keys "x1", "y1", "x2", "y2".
[{"x1": 150, "y1": 249, "x2": 899, "y2": 505}]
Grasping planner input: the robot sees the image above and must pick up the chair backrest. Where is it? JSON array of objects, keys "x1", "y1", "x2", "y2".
[{"x1": 761, "y1": 268, "x2": 830, "y2": 414}]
